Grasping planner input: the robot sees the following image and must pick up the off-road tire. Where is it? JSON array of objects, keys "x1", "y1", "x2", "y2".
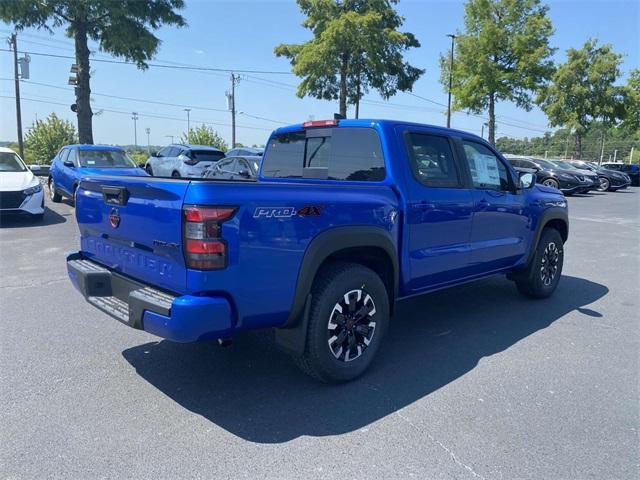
[
  {"x1": 294, "y1": 262, "x2": 390, "y2": 383},
  {"x1": 516, "y1": 228, "x2": 564, "y2": 298}
]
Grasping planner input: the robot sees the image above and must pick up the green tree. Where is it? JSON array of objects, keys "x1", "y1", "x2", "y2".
[
  {"x1": 24, "y1": 113, "x2": 77, "y2": 164},
  {"x1": 275, "y1": 0, "x2": 423, "y2": 117},
  {"x1": 0, "y1": 0, "x2": 185, "y2": 144},
  {"x1": 621, "y1": 69, "x2": 640, "y2": 134},
  {"x1": 537, "y1": 39, "x2": 624, "y2": 159},
  {"x1": 441, "y1": 0, "x2": 555, "y2": 145},
  {"x1": 181, "y1": 125, "x2": 228, "y2": 151}
]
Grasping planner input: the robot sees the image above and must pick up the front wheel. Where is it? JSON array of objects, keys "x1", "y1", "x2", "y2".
[
  {"x1": 515, "y1": 228, "x2": 564, "y2": 298},
  {"x1": 597, "y1": 177, "x2": 610, "y2": 192},
  {"x1": 171, "y1": 171, "x2": 180, "y2": 178},
  {"x1": 542, "y1": 178, "x2": 559, "y2": 189},
  {"x1": 294, "y1": 262, "x2": 389, "y2": 383},
  {"x1": 145, "y1": 165, "x2": 154, "y2": 176},
  {"x1": 48, "y1": 178, "x2": 61, "y2": 203}
]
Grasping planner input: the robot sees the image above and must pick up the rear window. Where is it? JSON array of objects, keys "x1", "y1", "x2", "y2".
[
  {"x1": 261, "y1": 127, "x2": 385, "y2": 182},
  {"x1": 78, "y1": 150, "x2": 136, "y2": 168},
  {"x1": 191, "y1": 150, "x2": 225, "y2": 162}
]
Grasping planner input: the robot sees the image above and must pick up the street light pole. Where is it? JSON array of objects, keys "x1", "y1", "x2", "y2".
[
  {"x1": 184, "y1": 108, "x2": 191, "y2": 141},
  {"x1": 446, "y1": 34, "x2": 457, "y2": 129},
  {"x1": 145, "y1": 127, "x2": 151, "y2": 154},
  {"x1": 131, "y1": 112, "x2": 138, "y2": 151},
  {"x1": 165, "y1": 135, "x2": 174, "y2": 144}
]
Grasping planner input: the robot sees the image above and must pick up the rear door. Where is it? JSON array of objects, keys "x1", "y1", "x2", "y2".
[
  {"x1": 400, "y1": 128, "x2": 475, "y2": 291},
  {"x1": 76, "y1": 176, "x2": 190, "y2": 293},
  {"x1": 459, "y1": 139, "x2": 530, "y2": 273}
]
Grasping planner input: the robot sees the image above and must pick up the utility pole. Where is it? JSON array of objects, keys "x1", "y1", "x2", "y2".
[
  {"x1": 145, "y1": 127, "x2": 151, "y2": 154},
  {"x1": 630, "y1": 146, "x2": 635, "y2": 164},
  {"x1": 613, "y1": 149, "x2": 618, "y2": 162},
  {"x1": 446, "y1": 34, "x2": 456, "y2": 129},
  {"x1": 564, "y1": 133, "x2": 570, "y2": 160},
  {"x1": 131, "y1": 112, "x2": 138, "y2": 151},
  {"x1": 8, "y1": 34, "x2": 24, "y2": 160},
  {"x1": 227, "y1": 73, "x2": 241, "y2": 148},
  {"x1": 599, "y1": 133, "x2": 605, "y2": 165},
  {"x1": 184, "y1": 108, "x2": 191, "y2": 142}
]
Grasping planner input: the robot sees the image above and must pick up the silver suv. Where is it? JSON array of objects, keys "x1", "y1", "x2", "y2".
[{"x1": 145, "y1": 144, "x2": 225, "y2": 178}]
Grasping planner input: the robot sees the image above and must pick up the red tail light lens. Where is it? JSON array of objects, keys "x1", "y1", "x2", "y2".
[
  {"x1": 302, "y1": 119, "x2": 338, "y2": 128},
  {"x1": 183, "y1": 206, "x2": 236, "y2": 270}
]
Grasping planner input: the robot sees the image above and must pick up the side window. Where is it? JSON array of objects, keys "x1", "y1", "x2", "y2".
[
  {"x1": 58, "y1": 148, "x2": 69, "y2": 163},
  {"x1": 462, "y1": 140, "x2": 510, "y2": 191},
  {"x1": 521, "y1": 160, "x2": 535, "y2": 169},
  {"x1": 67, "y1": 149, "x2": 78, "y2": 166},
  {"x1": 404, "y1": 132, "x2": 460, "y2": 188},
  {"x1": 156, "y1": 147, "x2": 168, "y2": 157}
]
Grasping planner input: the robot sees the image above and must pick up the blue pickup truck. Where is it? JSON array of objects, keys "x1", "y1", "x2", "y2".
[{"x1": 67, "y1": 119, "x2": 568, "y2": 383}]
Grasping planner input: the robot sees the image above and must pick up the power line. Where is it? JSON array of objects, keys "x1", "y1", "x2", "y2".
[
  {"x1": 0, "y1": 95, "x2": 274, "y2": 132},
  {"x1": 0, "y1": 47, "x2": 294, "y2": 75}
]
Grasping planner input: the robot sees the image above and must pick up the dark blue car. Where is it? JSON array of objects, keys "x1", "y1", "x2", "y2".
[
  {"x1": 48, "y1": 144, "x2": 147, "y2": 203},
  {"x1": 67, "y1": 119, "x2": 569, "y2": 383}
]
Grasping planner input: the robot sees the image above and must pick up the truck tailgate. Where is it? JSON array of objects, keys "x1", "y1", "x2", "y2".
[{"x1": 75, "y1": 176, "x2": 189, "y2": 293}]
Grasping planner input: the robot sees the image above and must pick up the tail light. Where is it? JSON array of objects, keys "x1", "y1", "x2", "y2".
[
  {"x1": 183, "y1": 157, "x2": 199, "y2": 166},
  {"x1": 302, "y1": 119, "x2": 338, "y2": 128},
  {"x1": 183, "y1": 206, "x2": 236, "y2": 270}
]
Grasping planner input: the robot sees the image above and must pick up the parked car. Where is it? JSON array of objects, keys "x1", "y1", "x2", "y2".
[
  {"x1": 504, "y1": 155, "x2": 594, "y2": 194},
  {"x1": 202, "y1": 155, "x2": 260, "y2": 180},
  {"x1": 0, "y1": 147, "x2": 45, "y2": 219},
  {"x1": 67, "y1": 119, "x2": 568, "y2": 383},
  {"x1": 145, "y1": 144, "x2": 225, "y2": 177},
  {"x1": 601, "y1": 162, "x2": 639, "y2": 187},
  {"x1": 566, "y1": 160, "x2": 631, "y2": 191},
  {"x1": 48, "y1": 145, "x2": 146, "y2": 204},
  {"x1": 226, "y1": 147, "x2": 263, "y2": 157},
  {"x1": 548, "y1": 160, "x2": 600, "y2": 192}
]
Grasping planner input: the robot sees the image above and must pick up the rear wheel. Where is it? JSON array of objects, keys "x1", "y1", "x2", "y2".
[
  {"x1": 171, "y1": 171, "x2": 180, "y2": 178},
  {"x1": 597, "y1": 177, "x2": 610, "y2": 192},
  {"x1": 542, "y1": 178, "x2": 559, "y2": 189},
  {"x1": 515, "y1": 228, "x2": 564, "y2": 298},
  {"x1": 294, "y1": 262, "x2": 389, "y2": 383},
  {"x1": 145, "y1": 165, "x2": 154, "y2": 176},
  {"x1": 48, "y1": 178, "x2": 61, "y2": 203}
]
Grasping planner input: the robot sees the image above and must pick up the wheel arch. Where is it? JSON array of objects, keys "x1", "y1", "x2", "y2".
[{"x1": 275, "y1": 226, "x2": 399, "y2": 356}]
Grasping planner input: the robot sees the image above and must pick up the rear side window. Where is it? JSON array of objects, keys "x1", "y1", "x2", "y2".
[
  {"x1": 404, "y1": 133, "x2": 460, "y2": 188},
  {"x1": 191, "y1": 150, "x2": 225, "y2": 162},
  {"x1": 262, "y1": 128, "x2": 385, "y2": 181}
]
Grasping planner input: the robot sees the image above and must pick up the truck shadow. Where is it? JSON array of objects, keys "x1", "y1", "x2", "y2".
[{"x1": 122, "y1": 274, "x2": 608, "y2": 444}]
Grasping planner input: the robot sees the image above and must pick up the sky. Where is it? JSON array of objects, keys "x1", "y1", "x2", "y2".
[{"x1": 0, "y1": 0, "x2": 638, "y2": 148}]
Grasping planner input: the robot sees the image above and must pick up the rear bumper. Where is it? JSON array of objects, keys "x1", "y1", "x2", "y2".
[{"x1": 66, "y1": 253, "x2": 233, "y2": 342}]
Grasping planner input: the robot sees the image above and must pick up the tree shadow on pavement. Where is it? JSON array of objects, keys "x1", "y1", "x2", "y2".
[
  {"x1": 0, "y1": 207, "x2": 67, "y2": 228},
  {"x1": 122, "y1": 275, "x2": 608, "y2": 443}
]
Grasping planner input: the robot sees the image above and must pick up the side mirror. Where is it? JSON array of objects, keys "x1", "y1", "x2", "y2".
[
  {"x1": 238, "y1": 169, "x2": 250, "y2": 178},
  {"x1": 29, "y1": 165, "x2": 40, "y2": 171},
  {"x1": 63, "y1": 160, "x2": 75, "y2": 168},
  {"x1": 519, "y1": 171, "x2": 536, "y2": 189},
  {"x1": 150, "y1": 150, "x2": 158, "y2": 157}
]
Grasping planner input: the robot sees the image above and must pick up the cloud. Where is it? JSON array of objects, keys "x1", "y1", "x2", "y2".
[{"x1": 194, "y1": 49, "x2": 205, "y2": 55}]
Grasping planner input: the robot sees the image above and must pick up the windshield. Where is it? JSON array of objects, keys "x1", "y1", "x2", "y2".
[
  {"x1": 78, "y1": 149, "x2": 136, "y2": 168},
  {"x1": 533, "y1": 159, "x2": 557, "y2": 169},
  {"x1": 554, "y1": 160, "x2": 578, "y2": 170},
  {"x1": 0, "y1": 152, "x2": 27, "y2": 172}
]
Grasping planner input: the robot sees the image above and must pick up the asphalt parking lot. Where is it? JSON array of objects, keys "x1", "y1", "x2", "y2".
[{"x1": 1, "y1": 190, "x2": 638, "y2": 479}]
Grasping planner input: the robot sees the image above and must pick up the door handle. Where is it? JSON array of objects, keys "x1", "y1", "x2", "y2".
[
  {"x1": 478, "y1": 199, "x2": 491, "y2": 209},
  {"x1": 413, "y1": 202, "x2": 435, "y2": 210}
]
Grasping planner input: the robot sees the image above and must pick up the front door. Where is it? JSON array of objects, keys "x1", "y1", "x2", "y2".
[
  {"x1": 401, "y1": 129, "x2": 475, "y2": 292},
  {"x1": 459, "y1": 139, "x2": 530, "y2": 273}
]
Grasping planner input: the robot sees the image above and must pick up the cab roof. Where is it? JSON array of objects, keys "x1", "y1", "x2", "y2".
[{"x1": 271, "y1": 118, "x2": 485, "y2": 142}]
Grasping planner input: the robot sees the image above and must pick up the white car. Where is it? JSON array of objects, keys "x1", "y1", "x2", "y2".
[
  {"x1": 144, "y1": 144, "x2": 225, "y2": 178},
  {"x1": 0, "y1": 147, "x2": 45, "y2": 219}
]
